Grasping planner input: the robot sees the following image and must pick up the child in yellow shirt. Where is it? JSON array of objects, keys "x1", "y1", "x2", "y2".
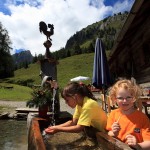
[{"x1": 45, "y1": 82, "x2": 107, "y2": 135}]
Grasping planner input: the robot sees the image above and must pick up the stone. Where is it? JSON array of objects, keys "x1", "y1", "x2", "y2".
[
  {"x1": 17, "y1": 113, "x2": 28, "y2": 119},
  {"x1": 8, "y1": 113, "x2": 16, "y2": 119},
  {"x1": 0, "y1": 112, "x2": 9, "y2": 119}
]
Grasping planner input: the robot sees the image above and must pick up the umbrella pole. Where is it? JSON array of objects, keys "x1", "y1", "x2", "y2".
[
  {"x1": 104, "y1": 94, "x2": 107, "y2": 113},
  {"x1": 102, "y1": 88, "x2": 107, "y2": 113}
]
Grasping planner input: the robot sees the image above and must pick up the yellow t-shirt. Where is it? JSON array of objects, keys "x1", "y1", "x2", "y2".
[{"x1": 73, "y1": 97, "x2": 107, "y2": 132}]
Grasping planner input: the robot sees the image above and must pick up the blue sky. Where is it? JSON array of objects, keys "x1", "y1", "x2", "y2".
[
  {"x1": 104, "y1": 0, "x2": 124, "y2": 6},
  {"x1": 0, "y1": 0, "x2": 135, "y2": 55}
]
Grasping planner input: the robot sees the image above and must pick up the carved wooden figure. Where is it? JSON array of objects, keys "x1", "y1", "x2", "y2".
[{"x1": 39, "y1": 21, "x2": 54, "y2": 41}]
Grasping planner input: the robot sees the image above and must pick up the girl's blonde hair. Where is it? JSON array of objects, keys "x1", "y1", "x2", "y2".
[{"x1": 109, "y1": 79, "x2": 141, "y2": 101}]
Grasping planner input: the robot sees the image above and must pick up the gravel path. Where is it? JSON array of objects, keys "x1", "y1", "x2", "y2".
[
  {"x1": 0, "y1": 93, "x2": 99, "y2": 114},
  {"x1": 59, "y1": 99, "x2": 75, "y2": 115},
  {"x1": 0, "y1": 99, "x2": 74, "y2": 115},
  {"x1": 0, "y1": 100, "x2": 26, "y2": 108}
]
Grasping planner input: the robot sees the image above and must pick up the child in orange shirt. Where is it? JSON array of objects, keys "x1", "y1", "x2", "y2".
[{"x1": 106, "y1": 79, "x2": 150, "y2": 150}]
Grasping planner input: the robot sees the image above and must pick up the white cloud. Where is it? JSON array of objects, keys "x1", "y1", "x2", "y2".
[
  {"x1": 0, "y1": 0, "x2": 134, "y2": 55},
  {"x1": 112, "y1": 0, "x2": 135, "y2": 14}
]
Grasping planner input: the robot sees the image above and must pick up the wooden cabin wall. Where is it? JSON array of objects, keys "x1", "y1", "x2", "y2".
[{"x1": 109, "y1": 0, "x2": 150, "y2": 83}]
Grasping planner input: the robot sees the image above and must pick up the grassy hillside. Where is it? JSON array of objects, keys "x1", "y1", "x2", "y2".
[
  {"x1": 0, "y1": 52, "x2": 113, "y2": 101},
  {"x1": 0, "y1": 83, "x2": 32, "y2": 101},
  {"x1": 58, "y1": 53, "x2": 94, "y2": 88},
  {"x1": 5, "y1": 53, "x2": 95, "y2": 89}
]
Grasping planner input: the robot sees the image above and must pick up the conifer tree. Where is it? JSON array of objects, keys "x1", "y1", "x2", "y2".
[{"x1": 0, "y1": 22, "x2": 14, "y2": 78}]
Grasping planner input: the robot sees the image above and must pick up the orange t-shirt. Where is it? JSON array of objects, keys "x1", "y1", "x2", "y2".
[{"x1": 106, "y1": 109, "x2": 150, "y2": 143}]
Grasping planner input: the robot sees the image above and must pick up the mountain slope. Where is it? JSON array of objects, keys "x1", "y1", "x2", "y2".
[
  {"x1": 51, "y1": 12, "x2": 129, "y2": 60},
  {"x1": 12, "y1": 50, "x2": 33, "y2": 68},
  {"x1": 65, "y1": 12, "x2": 128, "y2": 51},
  {"x1": 7, "y1": 53, "x2": 98, "y2": 89}
]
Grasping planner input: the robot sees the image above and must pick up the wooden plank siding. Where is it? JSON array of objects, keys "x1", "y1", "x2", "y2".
[{"x1": 109, "y1": 0, "x2": 150, "y2": 83}]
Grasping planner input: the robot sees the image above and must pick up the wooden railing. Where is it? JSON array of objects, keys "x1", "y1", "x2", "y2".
[
  {"x1": 100, "y1": 94, "x2": 150, "y2": 118},
  {"x1": 96, "y1": 132, "x2": 132, "y2": 150}
]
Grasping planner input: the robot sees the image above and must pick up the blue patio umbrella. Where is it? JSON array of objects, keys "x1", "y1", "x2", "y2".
[{"x1": 92, "y1": 38, "x2": 111, "y2": 112}]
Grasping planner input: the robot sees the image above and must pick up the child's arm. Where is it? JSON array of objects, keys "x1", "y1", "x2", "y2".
[
  {"x1": 138, "y1": 141, "x2": 150, "y2": 150},
  {"x1": 45, "y1": 124, "x2": 84, "y2": 134},
  {"x1": 50, "y1": 124, "x2": 84, "y2": 133},
  {"x1": 45, "y1": 118, "x2": 82, "y2": 134},
  {"x1": 125, "y1": 134, "x2": 150, "y2": 150},
  {"x1": 53, "y1": 118, "x2": 78, "y2": 127}
]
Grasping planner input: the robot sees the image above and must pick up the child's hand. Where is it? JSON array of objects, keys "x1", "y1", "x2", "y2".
[
  {"x1": 111, "y1": 122, "x2": 121, "y2": 136},
  {"x1": 125, "y1": 134, "x2": 137, "y2": 148},
  {"x1": 45, "y1": 127, "x2": 55, "y2": 134}
]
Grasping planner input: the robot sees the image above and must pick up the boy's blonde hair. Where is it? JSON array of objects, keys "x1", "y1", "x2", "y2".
[{"x1": 109, "y1": 79, "x2": 141, "y2": 101}]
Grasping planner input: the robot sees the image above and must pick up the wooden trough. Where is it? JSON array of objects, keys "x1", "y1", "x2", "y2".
[{"x1": 27, "y1": 111, "x2": 132, "y2": 150}]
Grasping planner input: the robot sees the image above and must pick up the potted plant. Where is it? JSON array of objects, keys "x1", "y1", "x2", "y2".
[{"x1": 26, "y1": 86, "x2": 52, "y2": 118}]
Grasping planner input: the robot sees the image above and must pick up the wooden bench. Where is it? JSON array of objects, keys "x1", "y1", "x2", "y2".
[
  {"x1": 91, "y1": 88, "x2": 101, "y2": 93},
  {"x1": 16, "y1": 108, "x2": 38, "y2": 113},
  {"x1": 142, "y1": 101, "x2": 150, "y2": 118},
  {"x1": 4, "y1": 86, "x2": 13, "y2": 89},
  {"x1": 33, "y1": 84, "x2": 41, "y2": 88}
]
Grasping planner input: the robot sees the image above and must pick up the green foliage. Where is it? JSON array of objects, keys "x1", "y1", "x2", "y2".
[
  {"x1": 72, "y1": 43, "x2": 82, "y2": 55},
  {"x1": 7, "y1": 63, "x2": 41, "y2": 86},
  {"x1": 26, "y1": 87, "x2": 52, "y2": 108},
  {"x1": 0, "y1": 22, "x2": 14, "y2": 78},
  {"x1": 32, "y1": 54, "x2": 38, "y2": 63}
]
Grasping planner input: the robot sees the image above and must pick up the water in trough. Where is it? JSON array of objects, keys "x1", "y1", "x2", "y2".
[
  {"x1": 0, "y1": 120, "x2": 27, "y2": 150},
  {"x1": 43, "y1": 131, "x2": 100, "y2": 150}
]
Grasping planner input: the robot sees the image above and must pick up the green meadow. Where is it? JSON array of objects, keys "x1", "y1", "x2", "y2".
[
  {"x1": 0, "y1": 53, "x2": 110, "y2": 102},
  {"x1": 0, "y1": 83, "x2": 32, "y2": 101}
]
